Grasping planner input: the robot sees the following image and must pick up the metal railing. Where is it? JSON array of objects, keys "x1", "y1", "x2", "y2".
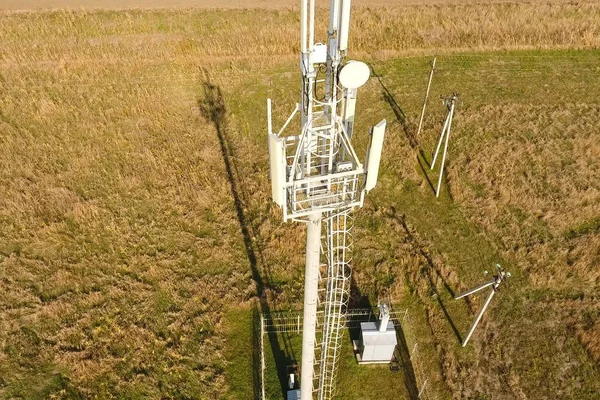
[
  {"x1": 259, "y1": 308, "x2": 434, "y2": 400},
  {"x1": 261, "y1": 308, "x2": 410, "y2": 334},
  {"x1": 281, "y1": 119, "x2": 365, "y2": 221}
]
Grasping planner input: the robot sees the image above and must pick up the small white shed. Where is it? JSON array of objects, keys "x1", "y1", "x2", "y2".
[{"x1": 357, "y1": 321, "x2": 397, "y2": 364}]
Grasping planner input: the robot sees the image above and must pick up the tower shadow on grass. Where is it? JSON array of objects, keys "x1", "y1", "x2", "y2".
[
  {"x1": 393, "y1": 317, "x2": 420, "y2": 400},
  {"x1": 392, "y1": 210, "x2": 463, "y2": 344},
  {"x1": 198, "y1": 70, "x2": 294, "y2": 399},
  {"x1": 348, "y1": 276, "x2": 420, "y2": 400}
]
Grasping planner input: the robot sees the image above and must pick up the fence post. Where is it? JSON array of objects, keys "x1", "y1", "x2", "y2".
[
  {"x1": 261, "y1": 314, "x2": 266, "y2": 400},
  {"x1": 417, "y1": 56, "x2": 437, "y2": 136}
]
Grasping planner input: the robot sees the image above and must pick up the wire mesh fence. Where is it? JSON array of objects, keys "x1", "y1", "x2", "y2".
[
  {"x1": 261, "y1": 308, "x2": 410, "y2": 333},
  {"x1": 400, "y1": 311, "x2": 435, "y2": 400},
  {"x1": 259, "y1": 307, "x2": 434, "y2": 399}
]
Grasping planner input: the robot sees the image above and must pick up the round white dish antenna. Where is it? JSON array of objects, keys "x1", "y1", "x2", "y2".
[{"x1": 339, "y1": 61, "x2": 370, "y2": 89}]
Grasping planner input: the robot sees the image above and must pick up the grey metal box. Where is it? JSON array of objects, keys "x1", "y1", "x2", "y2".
[{"x1": 359, "y1": 321, "x2": 397, "y2": 363}]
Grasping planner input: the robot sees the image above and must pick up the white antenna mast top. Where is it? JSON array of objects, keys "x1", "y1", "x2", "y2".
[{"x1": 267, "y1": 0, "x2": 386, "y2": 222}]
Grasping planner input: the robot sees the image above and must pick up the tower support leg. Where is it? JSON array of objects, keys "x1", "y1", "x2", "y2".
[{"x1": 301, "y1": 211, "x2": 323, "y2": 400}]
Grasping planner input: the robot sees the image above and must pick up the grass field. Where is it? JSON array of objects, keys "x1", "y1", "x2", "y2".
[{"x1": 1, "y1": 2, "x2": 599, "y2": 399}]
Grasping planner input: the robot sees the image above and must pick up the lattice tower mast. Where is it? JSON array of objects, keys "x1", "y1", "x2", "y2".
[{"x1": 267, "y1": 1, "x2": 386, "y2": 399}]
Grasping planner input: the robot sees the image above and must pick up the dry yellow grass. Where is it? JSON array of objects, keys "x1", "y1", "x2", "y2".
[
  {"x1": 0, "y1": 0, "x2": 591, "y2": 11},
  {"x1": 0, "y1": 15, "x2": 258, "y2": 395},
  {"x1": 2, "y1": 3, "x2": 600, "y2": 70},
  {"x1": 447, "y1": 103, "x2": 600, "y2": 289},
  {"x1": 1, "y1": 3, "x2": 600, "y2": 398}
]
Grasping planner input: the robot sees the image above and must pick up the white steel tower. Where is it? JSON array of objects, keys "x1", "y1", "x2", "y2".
[{"x1": 267, "y1": 1, "x2": 386, "y2": 399}]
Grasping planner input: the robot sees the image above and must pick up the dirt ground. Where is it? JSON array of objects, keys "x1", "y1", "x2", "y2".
[{"x1": 0, "y1": 0, "x2": 575, "y2": 11}]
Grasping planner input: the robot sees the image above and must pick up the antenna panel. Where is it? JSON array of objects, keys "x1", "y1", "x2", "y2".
[
  {"x1": 268, "y1": 133, "x2": 285, "y2": 207},
  {"x1": 338, "y1": 0, "x2": 352, "y2": 51},
  {"x1": 339, "y1": 61, "x2": 370, "y2": 89},
  {"x1": 365, "y1": 119, "x2": 386, "y2": 192},
  {"x1": 343, "y1": 94, "x2": 356, "y2": 121},
  {"x1": 342, "y1": 92, "x2": 356, "y2": 139},
  {"x1": 329, "y1": 0, "x2": 340, "y2": 32}
]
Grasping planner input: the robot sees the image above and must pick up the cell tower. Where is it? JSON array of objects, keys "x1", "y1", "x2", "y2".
[{"x1": 267, "y1": 0, "x2": 386, "y2": 399}]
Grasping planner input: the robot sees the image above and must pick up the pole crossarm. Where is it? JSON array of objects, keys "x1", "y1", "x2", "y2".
[{"x1": 454, "y1": 278, "x2": 496, "y2": 299}]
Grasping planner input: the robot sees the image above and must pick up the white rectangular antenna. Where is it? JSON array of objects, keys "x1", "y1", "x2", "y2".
[
  {"x1": 329, "y1": 0, "x2": 340, "y2": 32},
  {"x1": 309, "y1": 0, "x2": 315, "y2": 51},
  {"x1": 342, "y1": 89, "x2": 356, "y2": 138},
  {"x1": 301, "y1": 0, "x2": 308, "y2": 53},
  {"x1": 268, "y1": 133, "x2": 285, "y2": 207},
  {"x1": 365, "y1": 119, "x2": 386, "y2": 192},
  {"x1": 267, "y1": 98, "x2": 273, "y2": 135},
  {"x1": 338, "y1": 0, "x2": 352, "y2": 51}
]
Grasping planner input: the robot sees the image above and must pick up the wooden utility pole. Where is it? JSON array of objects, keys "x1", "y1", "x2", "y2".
[{"x1": 416, "y1": 57, "x2": 437, "y2": 136}]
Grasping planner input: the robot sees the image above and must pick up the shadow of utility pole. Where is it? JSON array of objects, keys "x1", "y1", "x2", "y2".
[
  {"x1": 417, "y1": 152, "x2": 437, "y2": 196},
  {"x1": 372, "y1": 67, "x2": 446, "y2": 197},
  {"x1": 372, "y1": 68, "x2": 419, "y2": 149},
  {"x1": 198, "y1": 69, "x2": 294, "y2": 399}
]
